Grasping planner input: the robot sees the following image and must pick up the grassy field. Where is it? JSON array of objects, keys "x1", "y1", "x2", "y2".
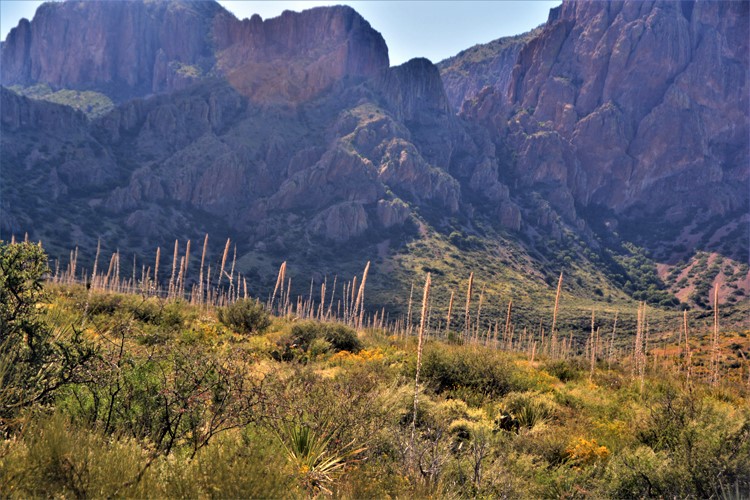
[{"x1": 1, "y1": 241, "x2": 748, "y2": 498}]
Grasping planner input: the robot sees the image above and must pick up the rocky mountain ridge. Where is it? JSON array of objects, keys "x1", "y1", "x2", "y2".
[
  {"x1": 460, "y1": 1, "x2": 748, "y2": 250},
  {"x1": 1, "y1": 0, "x2": 747, "y2": 312},
  {"x1": 1, "y1": 1, "x2": 388, "y2": 103}
]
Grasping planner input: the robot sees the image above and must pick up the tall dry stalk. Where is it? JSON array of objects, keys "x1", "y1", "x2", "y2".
[
  {"x1": 198, "y1": 234, "x2": 208, "y2": 305},
  {"x1": 176, "y1": 256, "x2": 185, "y2": 300},
  {"x1": 131, "y1": 253, "x2": 137, "y2": 291},
  {"x1": 227, "y1": 244, "x2": 237, "y2": 301},
  {"x1": 504, "y1": 299, "x2": 513, "y2": 348},
  {"x1": 91, "y1": 239, "x2": 101, "y2": 290},
  {"x1": 634, "y1": 302, "x2": 646, "y2": 394},
  {"x1": 153, "y1": 247, "x2": 161, "y2": 293},
  {"x1": 474, "y1": 286, "x2": 485, "y2": 344},
  {"x1": 217, "y1": 238, "x2": 231, "y2": 287},
  {"x1": 182, "y1": 239, "x2": 191, "y2": 298},
  {"x1": 270, "y1": 261, "x2": 287, "y2": 312},
  {"x1": 72, "y1": 246, "x2": 79, "y2": 284},
  {"x1": 348, "y1": 277, "x2": 357, "y2": 324},
  {"x1": 410, "y1": 272, "x2": 431, "y2": 459},
  {"x1": 354, "y1": 261, "x2": 370, "y2": 330},
  {"x1": 711, "y1": 284, "x2": 720, "y2": 386},
  {"x1": 168, "y1": 240, "x2": 179, "y2": 299},
  {"x1": 608, "y1": 311, "x2": 618, "y2": 368},
  {"x1": 326, "y1": 275, "x2": 337, "y2": 319},
  {"x1": 284, "y1": 277, "x2": 292, "y2": 316},
  {"x1": 589, "y1": 310, "x2": 596, "y2": 381},
  {"x1": 406, "y1": 281, "x2": 414, "y2": 337},
  {"x1": 445, "y1": 290, "x2": 454, "y2": 339},
  {"x1": 104, "y1": 252, "x2": 116, "y2": 290},
  {"x1": 464, "y1": 272, "x2": 474, "y2": 343},
  {"x1": 683, "y1": 309, "x2": 692, "y2": 385},
  {"x1": 551, "y1": 272, "x2": 563, "y2": 357},
  {"x1": 319, "y1": 281, "x2": 326, "y2": 321}
]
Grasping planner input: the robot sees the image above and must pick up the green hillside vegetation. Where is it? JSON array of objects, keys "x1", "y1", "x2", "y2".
[
  {"x1": 8, "y1": 84, "x2": 115, "y2": 119},
  {"x1": 1, "y1": 240, "x2": 749, "y2": 498}
]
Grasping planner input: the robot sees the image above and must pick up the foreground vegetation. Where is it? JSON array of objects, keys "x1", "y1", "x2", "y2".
[{"x1": 1, "y1": 241, "x2": 749, "y2": 498}]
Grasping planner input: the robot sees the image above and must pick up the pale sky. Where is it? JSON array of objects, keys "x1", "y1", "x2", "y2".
[{"x1": 1, "y1": 0, "x2": 559, "y2": 66}]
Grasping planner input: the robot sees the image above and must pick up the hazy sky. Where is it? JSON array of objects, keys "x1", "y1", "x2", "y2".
[{"x1": 1, "y1": 0, "x2": 559, "y2": 66}]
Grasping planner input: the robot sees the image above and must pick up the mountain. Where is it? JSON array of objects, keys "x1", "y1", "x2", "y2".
[
  {"x1": 460, "y1": 1, "x2": 748, "y2": 258},
  {"x1": 1, "y1": 1, "x2": 388, "y2": 103},
  {"x1": 1, "y1": 0, "x2": 748, "y2": 324},
  {"x1": 438, "y1": 27, "x2": 542, "y2": 113}
]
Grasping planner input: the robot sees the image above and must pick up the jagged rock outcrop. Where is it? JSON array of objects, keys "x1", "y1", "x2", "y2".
[
  {"x1": 1, "y1": 87, "x2": 117, "y2": 192},
  {"x1": 311, "y1": 202, "x2": 369, "y2": 242},
  {"x1": 438, "y1": 29, "x2": 542, "y2": 112},
  {"x1": 213, "y1": 6, "x2": 389, "y2": 102},
  {"x1": 1, "y1": 1, "x2": 223, "y2": 100},
  {"x1": 1, "y1": 1, "x2": 389, "y2": 104},
  {"x1": 376, "y1": 58, "x2": 450, "y2": 121},
  {"x1": 376, "y1": 199, "x2": 410, "y2": 228},
  {"x1": 465, "y1": 0, "x2": 749, "y2": 234}
]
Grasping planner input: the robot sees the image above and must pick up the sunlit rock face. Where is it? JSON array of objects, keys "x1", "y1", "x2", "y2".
[
  {"x1": 214, "y1": 5, "x2": 389, "y2": 103},
  {"x1": 1, "y1": 1, "x2": 389, "y2": 103},
  {"x1": 463, "y1": 0, "x2": 749, "y2": 228}
]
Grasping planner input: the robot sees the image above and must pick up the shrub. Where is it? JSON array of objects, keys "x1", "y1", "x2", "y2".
[
  {"x1": 288, "y1": 321, "x2": 362, "y2": 353},
  {"x1": 0, "y1": 242, "x2": 95, "y2": 427},
  {"x1": 543, "y1": 359, "x2": 584, "y2": 382},
  {"x1": 419, "y1": 344, "x2": 526, "y2": 399},
  {"x1": 217, "y1": 299, "x2": 271, "y2": 335},
  {"x1": 498, "y1": 391, "x2": 557, "y2": 431}
]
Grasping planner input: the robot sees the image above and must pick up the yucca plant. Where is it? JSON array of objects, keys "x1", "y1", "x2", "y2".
[{"x1": 278, "y1": 422, "x2": 366, "y2": 495}]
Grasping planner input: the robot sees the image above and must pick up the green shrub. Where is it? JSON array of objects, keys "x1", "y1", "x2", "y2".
[
  {"x1": 0, "y1": 414, "x2": 158, "y2": 497},
  {"x1": 0, "y1": 242, "x2": 95, "y2": 427},
  {"x1": 543, "y1": 360, "x2": 584, "y2": 382},
  {"x1": 287, "y1": 321, "x2": 362, "y2": 353},
  {"x1": 217, "y1": 299, "x2": 271, "y2": 335},
  {"x1": 419, "y1": 344, "x2": 526, "y2": 399},
  {"x1": 498, "y1": 392, "x2": 557, "y2": 430}
]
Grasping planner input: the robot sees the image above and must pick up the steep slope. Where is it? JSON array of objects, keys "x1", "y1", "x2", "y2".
[
  {"x1": 1, "y1": 1, "x2": 388, "y2": 104},
  {"x1": 463, "y1": 1, "x2": 748, "y2": 256},
  {"x1": 1, "y1": 1, "x2": 224, "y2": 100},
  {"x1": 438, "y1": 28, "x2": 542, "y2": 112}
]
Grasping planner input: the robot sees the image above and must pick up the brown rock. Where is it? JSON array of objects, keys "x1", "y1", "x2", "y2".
[
  {"x1": 376, "y1": 199, "x2": 410, "y2": 228},
  {"x1": 468, "y1": 0, "x2": 748, "y2": 229},
  {"x1": 311, "y1": 202, "x2": 369, "y2": 242}
]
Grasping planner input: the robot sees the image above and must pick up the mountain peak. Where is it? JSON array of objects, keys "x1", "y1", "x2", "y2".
[{"x1": 1, "y1": 0, "x2": 389, "y2": 103}]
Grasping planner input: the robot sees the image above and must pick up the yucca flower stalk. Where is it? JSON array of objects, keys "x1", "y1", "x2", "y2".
[
  {"x1": 410, "y1": 272, "x2": 431, "y2": 460},
  {"x1": 464, "y1": 272, "x2": 473, "y2": 343},
  {"x1": 551, "y1": 272, "x2": 563, "y2": 358}
]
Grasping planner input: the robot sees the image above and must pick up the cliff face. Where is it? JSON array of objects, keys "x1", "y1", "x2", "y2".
[
  {"x1": 213, "y1": 6, "x2": 389, "y2": 102},
  {"x1": 438, "y1": 28, "x2": 541, "y2": 113},
  {"x1": 1, "y1": 1, "x2": 223, "y2": 100},
  {"x1": 464, "y1": 0, "x2": 749, "y2": 232},
  {"x1": 1, "y1": 1, "x2": 388, "y2": 103}
]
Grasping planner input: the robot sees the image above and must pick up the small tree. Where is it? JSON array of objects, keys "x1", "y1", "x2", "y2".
[
  {"x1": 0, "y1": 241, "x2": 95, "y2": 429},
  {"x1": 0, "y1": 241, "x2": 50, "y2": 361}
]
